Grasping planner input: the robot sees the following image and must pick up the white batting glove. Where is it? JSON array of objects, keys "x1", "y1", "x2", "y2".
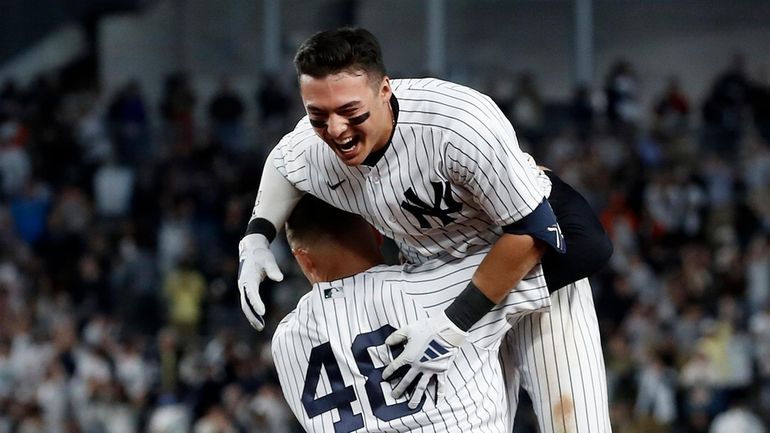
[
  {"x1": 382, "y1": 312, "x2": 467, "y2": 409},
  {"x1": 237, "y1": 234, "x2": 284, "y2": 331}
]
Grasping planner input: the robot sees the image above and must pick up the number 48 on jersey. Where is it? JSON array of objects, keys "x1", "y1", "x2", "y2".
[{"x1": 302, "y1": 325, "x2": 425, "y2": 433}]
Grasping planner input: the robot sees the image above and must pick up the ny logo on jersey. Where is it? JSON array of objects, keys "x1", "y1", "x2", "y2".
[{"x1": 401, "y1": 181, "x2": 463, "y2": 229}]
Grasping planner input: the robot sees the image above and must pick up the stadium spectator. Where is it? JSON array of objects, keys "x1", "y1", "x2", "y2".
[
  {"x1": 605, "y1": 59, "x2": 642, "y2": 133},
  {"x1": 653, "y1": 76, "x2": 690, "y2": 139},
  {"x1": 207, "y1": 79, "x2": 245, "y2": 155}
]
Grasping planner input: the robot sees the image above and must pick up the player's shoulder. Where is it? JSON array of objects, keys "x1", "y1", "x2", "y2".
[
  {"x1": 392, "y1": 77, "x2": 495, "y2": 108},
  {"x1": 392, "y1": 77, "x2": 503, "y2": 131},
  {"x1": 273, "y1": 291, "x2": 315, "y2": 340},
  {"x1": 274, "y1": 117, "x2": 322, "y2": 156},
  {"x1": 341, "y1": 265, "x2": 404, "y2": 304},
  {"x1": 336, "y1": 266, "x2": 414, "y2": 317}
]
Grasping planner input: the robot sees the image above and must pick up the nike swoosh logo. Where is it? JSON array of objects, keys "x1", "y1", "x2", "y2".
[{"x1": 327, "y1": 179, "x2": 347, "y2": 190}]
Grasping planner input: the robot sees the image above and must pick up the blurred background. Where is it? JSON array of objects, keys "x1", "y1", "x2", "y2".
[{"x1": 1, "y1": 0, "x2": 769, "y2": 432}]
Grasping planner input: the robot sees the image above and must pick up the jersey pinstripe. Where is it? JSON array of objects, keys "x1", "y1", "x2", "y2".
[
  {"x1": 272, "y1": 77, "x2": 548, "y2": 265},
  {"x1": 500, "y1": 279, "x2": 612, "y2": 433},
  {"x1": 271, "y1": 250, "x2": 551, "y2": 433}
]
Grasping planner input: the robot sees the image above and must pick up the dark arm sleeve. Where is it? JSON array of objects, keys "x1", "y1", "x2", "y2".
[{"x1": 541, "y1": 170, "x2": 613, "y2": 292}]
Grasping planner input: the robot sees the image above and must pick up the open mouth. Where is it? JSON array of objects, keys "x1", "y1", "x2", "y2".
[{"x1": 335, "y1": 136, "x2": 361, "y2": 154}]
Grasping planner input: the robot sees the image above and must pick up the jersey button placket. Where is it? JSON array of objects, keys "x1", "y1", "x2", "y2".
[
  {"x1": 370, "y1": 167, "x2": 381, "y2": 184},
  {"x1": 366, "y1": 168, "x2": 389, "y2": 230},
  {"x1": 361, "y1": 167, "x2": 378, "y2": 207}
]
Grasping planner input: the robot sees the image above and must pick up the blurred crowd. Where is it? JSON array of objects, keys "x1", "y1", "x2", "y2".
[
  {"x1": 488, "y1": 53, "x2": 770, "y2": 433},
  {"x1": 0, "y1": 51, "x2": 769, "y2": 433},
  {"x1": 0, "y1": 72, "x2": 303, "y2": 433}
]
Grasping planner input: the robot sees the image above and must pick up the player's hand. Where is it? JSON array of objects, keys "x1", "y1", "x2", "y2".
[
  {"x1": 382, "y1": 312, "x2": 467, "y2": 409},
  {"x1": 237, "y1": 233, "x2": 284, "y2": 331}
]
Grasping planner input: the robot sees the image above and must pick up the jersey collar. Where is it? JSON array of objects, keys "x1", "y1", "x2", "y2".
[
  {"x1": 312, "y1": 264, "x2": 392, "y2": 297},
  {"x1": 362, "y1": 94, "x2": 399, "y2": 167}
]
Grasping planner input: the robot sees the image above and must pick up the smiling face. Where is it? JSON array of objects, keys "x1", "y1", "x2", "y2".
[{"x1": 300, "y1": 71, "x2": 393, "y2": 166}]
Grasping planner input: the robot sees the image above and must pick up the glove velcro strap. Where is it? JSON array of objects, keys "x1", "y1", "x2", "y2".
[
  {"x1": 239, "y1": 233, "x2": 270, "y2": 255},
  {"x1": 444, "y1": 281, "x2": 496, "y2": 332},
  {"x1": 245, "y1": 217, "x2": 277, "y2": 243}
]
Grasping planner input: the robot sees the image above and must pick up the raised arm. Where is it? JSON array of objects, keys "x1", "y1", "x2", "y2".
[{"x1": 238, "y1": 148, "x2": 304, "y2": 330}]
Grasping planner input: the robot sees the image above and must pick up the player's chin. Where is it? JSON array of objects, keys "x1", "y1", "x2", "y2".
[
  {"x1": 338, "y1": 155, "x2": 365, "y2": 166},
  {"x1": 333, "y1": 144, "x2": 368, "y2": 166}
]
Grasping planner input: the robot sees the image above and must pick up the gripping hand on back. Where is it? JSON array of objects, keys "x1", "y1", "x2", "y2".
[
  {"x1": 237, "y1": 233, "x2": 284, "y2": 331},
  {"x1": 382, "y1": 312, "x2": 467, "y2": 409}
]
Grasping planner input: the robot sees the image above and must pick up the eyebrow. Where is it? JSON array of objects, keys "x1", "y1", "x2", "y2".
[{"x1": 307, "y1": 101, "x2": 361, "y2": 113}]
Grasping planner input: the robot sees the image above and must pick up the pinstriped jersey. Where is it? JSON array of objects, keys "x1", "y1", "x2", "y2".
[
  {"x1": 271, "y1": 249, "x2": 551, "y2": 433},
  {"x1": 272, "y1": 77, "x2": 550, "y2": 266}
]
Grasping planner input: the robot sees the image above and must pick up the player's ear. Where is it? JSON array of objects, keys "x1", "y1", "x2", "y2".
[
  {"x1": 292, "y1": 247, "x2": 319, "y2": 283},
  {"x1": 379, "y1": 76, "x2": 392, "y2": 102}
]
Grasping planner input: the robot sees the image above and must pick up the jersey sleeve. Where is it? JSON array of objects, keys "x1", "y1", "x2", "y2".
[
  {"x1": 272, "y1": 129, "x2": 310, "y2": 188},
  {"x1": 247, "y1": 146, "x2": 304, "y2": 239},
  {"x1": 272, "y1": 117, "x2": 325, "y2": 191},
  {"x1": 442, "y1": 94, "x2": 546, "y2": 226}
]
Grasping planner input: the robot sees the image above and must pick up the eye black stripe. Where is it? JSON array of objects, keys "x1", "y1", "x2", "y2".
[
  {"x1": 309, "y1": 119, "x2": 326, "y2": 128},
  {"x1": 348, "y1": 112, "x2": 370, "y2": 125}
]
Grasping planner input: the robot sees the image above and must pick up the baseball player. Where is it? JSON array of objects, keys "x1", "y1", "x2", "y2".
[
  {"x1": 272, "y1": 194, "x2": 552, "y2": 432},
  {"x1": 239, "y1": 27, "x2": 613, "y2": 433}
]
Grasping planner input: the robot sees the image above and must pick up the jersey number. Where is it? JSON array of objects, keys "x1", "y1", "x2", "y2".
[{"x1": 301, "y1": 325, "x2": 425, "y2": 433}]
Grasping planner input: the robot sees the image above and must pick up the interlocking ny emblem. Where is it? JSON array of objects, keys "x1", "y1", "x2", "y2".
[{"x1": 401, "y1": 181, "x2": 462, "y2": 229}]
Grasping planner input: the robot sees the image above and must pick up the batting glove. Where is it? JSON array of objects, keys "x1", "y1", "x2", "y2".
[
  {"x1": 237, "y1": 234, "x2": 284, "y2": 331},
  {"x1": 382, "y1": 311, "x2": 467, "y2": 409}
]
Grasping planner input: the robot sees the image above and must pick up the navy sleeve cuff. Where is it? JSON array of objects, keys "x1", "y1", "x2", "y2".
[{"x1": 502, "y1": 199, "x2": 566, "y2": 254}]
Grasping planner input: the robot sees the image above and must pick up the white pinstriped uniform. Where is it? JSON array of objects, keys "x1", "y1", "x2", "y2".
[
  {"x1": 273, "y1": 78, "x2": 547, "y2": 265},
  {"x1": 271, "y1": 78, "x2": 612, "y2": 433},
  {"x1": 272, "y1": 250, "x2": 551, "y2": 433},
  {"x1": 499, "y1": 278, "x2": 610, "y2": 433}
]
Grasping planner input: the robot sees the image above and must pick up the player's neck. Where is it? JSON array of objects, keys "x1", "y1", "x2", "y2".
[
  {"x1": 315, "y1": 249, "x2": 385, "y2": 283},
  {"x1": 363, "y1": 94, "x2": 398, "y2": 166}
]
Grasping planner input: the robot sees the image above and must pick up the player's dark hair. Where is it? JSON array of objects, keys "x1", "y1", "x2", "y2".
[
  {"x1": 294, "y1": 27, "x2": 386, "y2": 83},
  {"x1": 285, "y1": 195, "x2": 370, "y2": 247}
]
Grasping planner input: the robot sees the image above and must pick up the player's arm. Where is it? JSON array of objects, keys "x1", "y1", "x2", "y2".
[
  {"x1": 541, "y1": 169, "x2": 613, "y2": 290},
  {"x1": 238, "y1": 147, "x2": 304, "y2": 330},
  {"x1": 444, "y1": 197, "x2": 561, "y2": 327},
  {"x1": 451, "y1": 169, "x2": 612, "y2": 323},
  {"x1": 382, "y1": 228, "x2": 552, "y2": 408},
  {"x1": 244, "y1": 148, "x2": 304, "y2": 242}
]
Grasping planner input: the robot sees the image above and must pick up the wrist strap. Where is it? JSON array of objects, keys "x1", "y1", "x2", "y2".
[
  {"x1": 444, "y1": 281, "x2": 496, "y2": 332},
  {"x1": 245, "y1": 217, "x2": 277, "y2": 243}
]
